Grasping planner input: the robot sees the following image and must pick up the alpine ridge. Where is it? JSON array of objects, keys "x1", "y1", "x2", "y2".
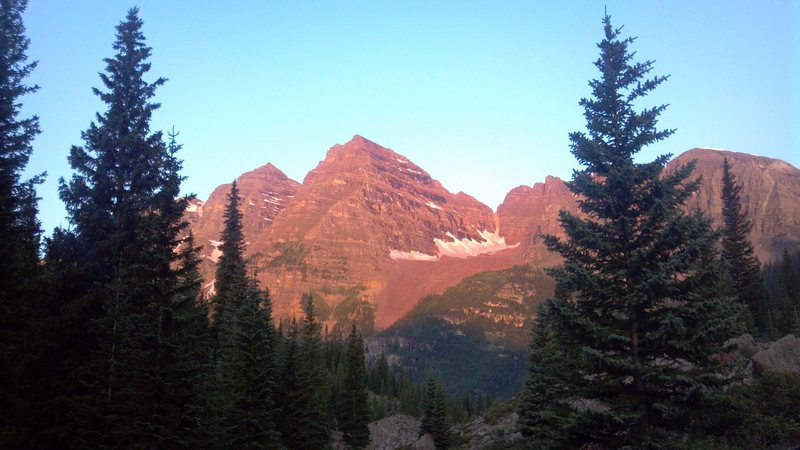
[{"x1": 187, "y1": 136, "x2": 800, "y2": 330}]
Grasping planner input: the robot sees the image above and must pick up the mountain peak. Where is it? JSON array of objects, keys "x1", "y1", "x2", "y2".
[{"x1": 347, "y1": 134, "x2": 376, "y2": 146}]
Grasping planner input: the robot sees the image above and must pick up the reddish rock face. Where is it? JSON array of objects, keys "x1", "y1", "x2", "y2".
[
  {"x1": 497, "y1": 175, "x2": 579, "y2": 252},
  {"x1": 247, "y1": 136, "x2": 524, "y2": 326},
  {"x1": 188, "y1": 163, "x2": 300, "y2": 279},
  {"x1": 188, "y1": 138, "x2": 799, "y2": 329},
  {"x1": 667, "y1": 148, "x2": 800, "y2": 263}
]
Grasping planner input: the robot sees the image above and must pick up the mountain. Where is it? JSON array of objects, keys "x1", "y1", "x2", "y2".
[
  {"x1": 185, "y1": 163, "x2": 300, "y2": 293},
  {"x1": 187, "y1": 137, "x2": 800, "y2": 333},
  {"x1": 192, "y1": 136, "x2": 533, "y2": 331},
  {"x1": 497, "y1": 175, "x2": 580, "y2": 260},
  {"x1": 667, "y1": 148, "x2": 800, "y2": 263}
]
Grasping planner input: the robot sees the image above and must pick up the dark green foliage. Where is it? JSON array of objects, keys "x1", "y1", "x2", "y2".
[
  {"x1": 720, "y1": 157, "x2": 772, "y2": 335},
  {"x1": 337, "y1": 324, "x2": 371, "y2": 449},
  {"x1": 0, "y1": 0, "x2": 44, "y2": 444},
  {"x1": 166, "y1": 230, "x2": 213, "y2": 447},
  {"x1": 420, "y1": 376, "x2": 449, "y2": 447},
  {"x1": 34, "y1": 8, "x2": 210, "y2": 447},
  {"x1": 211, "y1": 179, "x2": 248, "y2": 327},
  {"x1": 776, "y1": 250, "x2": 800, "y2": 334},
  {"x1": 689, "y1": 373, "x2": 800, "y2": 449},
  {"x1": 219, "y1": 281, "x2": 282, "y2": 448},
  {"x1": 206, "y1": 181, "x2": 282, "y2": 449},
  {"x1": 762, "y1": 248, "x2": 800, "y2": 336},
  {"x1": 276, "y1": 318, "x2": 303, "y2": 445},
  {"x1": 521, "y1": 15, "x2": 743, "y2": 448},
  {"x1": 279, "y1": 293, "x2": 330, "y2": 449},
  {"x1": 517, "y1": 304, "x2": 583, "y2": 450}
]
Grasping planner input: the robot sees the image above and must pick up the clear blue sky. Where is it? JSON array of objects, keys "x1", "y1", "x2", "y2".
[{"x1": 21, "y1": 1, "x2": 799, "y2": 235}]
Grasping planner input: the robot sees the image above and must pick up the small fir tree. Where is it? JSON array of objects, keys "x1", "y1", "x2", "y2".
[
  {"x1": 420, "y1": 376, "x2": 449, "y2": 448},
  {"x1": 338, "y1": 324, "x2": 370, "y2": 449},
  {"x1": 777, "y1": 250, "x2": 800, "y2": 335},
  {"x1": 276, "y1": 318, "x2": 303, "y2": 445},
  {"x1": 720, "y1": 157, "x2": 772, "y2": 335},
  {"x1": 289, "y1": 293, "x2": 330, "y2": 449},
  {"x1": 517, "y1": 304, "x2": 583, "y2": 449}
]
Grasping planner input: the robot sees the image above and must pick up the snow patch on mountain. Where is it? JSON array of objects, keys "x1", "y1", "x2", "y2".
[
  {"x1": 262, "y1": 192, "x2": 283, "y2": 206},
  {"x1": 389, "y1": 249, "x2": 439, "y2": 262},
  {"x1": 208, "y1": 239, "x2": 223, "y2": 263},
  {"x1": 389, "y1": 230, "x2": 518, "y2": 262},
  {"x1": 186, "y1": 201, "x2": 203, "y2": 214},
  {"x1": 426, "y1": 201, "x2": 443, "y2": 211},
  {"x1": 203, "y1": 279, "x2": 216, "y2": 297},
  {"x1": 434, "y1": 230, "x2": 519, "y2": 259}
]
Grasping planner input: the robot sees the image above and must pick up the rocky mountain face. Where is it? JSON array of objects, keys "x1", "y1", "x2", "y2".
[
  {"x1": 497, "y1": 175, "x2": 580, "y2": 259},
  {"x1": 184, "y1": 163, "x2": 300, "y2": 293},
  {"x1": 187, "y1": 137, "x2": 800, "y2": 331},
  {"x1": 668, "y1": 148, "x2": 800, "y2": 263}
]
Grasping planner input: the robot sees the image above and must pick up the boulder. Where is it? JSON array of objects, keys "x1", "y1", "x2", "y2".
[
  {"x1": 751, "y1": 334, "x2": 800, "y2": 375},
  {"x1": 450, "y1": 411, "x2": 521, "y2": 449},
  {"x1": 366, "y1": 414, "x2": 421, "y2": 450},
  {"x1": 413, "y1": 433, "x2": 436, "y2": 450}
]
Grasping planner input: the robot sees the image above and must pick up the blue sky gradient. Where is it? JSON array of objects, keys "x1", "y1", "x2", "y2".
[{"x1": 21, "y1": 1, "x2": 799, "y2": 235}]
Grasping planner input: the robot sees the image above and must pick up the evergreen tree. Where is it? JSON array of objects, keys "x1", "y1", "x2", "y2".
[
  {"x1": 522, "y1": 15, "x2": 743, "y2": 448},
  {"x1": 222, "y1": 279, "x2": 282, "y2": 448},
  {"x1": 210, "y1": 179, "x2": 248, "y2": 328},
  {"x1": 420, "y1": 376, "x2": 449, "y2": 448},
  {"x1": 338, "y1": 324, "x2": 370, "y2": 449},
  {"x1": 0, "y1": 0, "x2": 44, "y2": 443},
  {"x1": 49, "y1": 8, "x2": 204, "y2": 446},
  {"x1": 208, "y1": 181, "x2": 282, "y2": 448},
  {"x1": 276, "y1": 318, "x2": 303, "y2": 445},
  {"x1": 287, "y1": 293, "x2": 330, "y2": 449},
  {"x1": 777, "y1": 250, "x2": 800, "y2": 335},
  {"x1": 517, "y1": 304, "x2": 583, "y2": 449},
  {"x1": 720, "y1": 157, "x2": 772, "y2": 335}
]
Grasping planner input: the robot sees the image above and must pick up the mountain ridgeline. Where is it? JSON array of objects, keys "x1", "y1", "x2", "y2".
[{"x1": 186, "y1": 136, "x2": 800, "y2": 334}]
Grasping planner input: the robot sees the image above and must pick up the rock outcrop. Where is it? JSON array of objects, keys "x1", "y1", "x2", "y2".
[
  {"x1": 366, "y1": 414, "x2": 422, "y2": 450},
  {"x1": 751, "y1": 334, "x2": 800, "y2": 375},
  {"x1": 450, "y1": 410, "x2": 522, "y2": 449},
  {"x1": 496, "y1": 175, "x2": 580, "y2": 258}
]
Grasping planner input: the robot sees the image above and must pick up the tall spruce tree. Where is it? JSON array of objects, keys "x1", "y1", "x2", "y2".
[
  {"x1": 211, "y1": 179, "x2": 248, "y2": 327},
  {"x1": 720, "y1": 157, "x2": 772, "y2": 335},
  {"x1": 521, "y1": 15, "x2": 743, "y2": 448},
  {"x1": 338, "y1": 324, "x2": 370, "y2": 449},
  {"x1": 209, "y1": 181, "x2": 282, "y2": 448},
  {"x1": 0, "y1": 0, "x2": 44, "y2": 443},
  {"x1": 52, "y1": 8, "x2": 204, "y2": 446}
]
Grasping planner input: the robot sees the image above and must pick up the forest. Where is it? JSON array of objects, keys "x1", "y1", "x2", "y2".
[{"x1": 2, "y1": 2, "x2": 799, "y2": 449}]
